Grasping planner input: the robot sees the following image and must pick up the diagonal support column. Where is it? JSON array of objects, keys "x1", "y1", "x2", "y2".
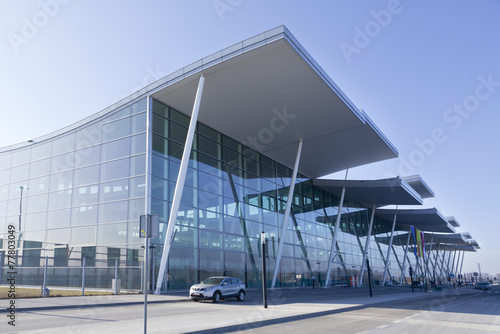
[
  {"x1": 359, "y1": 204, "x2": 376, "y2": 287},
  {"x1": 439, "y1": 249, "x2": 447, "y2": 282},
  {"x1": 271, "y1": 139, "x2": 303, "y2": 290},
  {"x1": 325, "y1": 186, "x2": 345, "y2": 288},
  {"x1": 154, "y1": 75, "x2": 205, "y2": 294},
  {"x1": 400, "y1": 230, "x2": 411, "y2": 285},
  {"x1": 382, "y1": 213, "x2": 397, "y2": 285},
  {"x1": 454, "y1": 250, "x2": 461, "y2": 279}
]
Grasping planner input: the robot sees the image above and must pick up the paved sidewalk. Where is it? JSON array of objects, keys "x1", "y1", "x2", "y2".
[{"x1": 1, "y1": 285, "x2": 474, "y2": 313}]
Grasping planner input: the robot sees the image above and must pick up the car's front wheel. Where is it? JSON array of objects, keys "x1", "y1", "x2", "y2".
[
  {"x1": 212, "y1": 291, "x2": 221, "y2": 303},
  {"x1": 237, "y1": 290, "x2": 245, "y2": 301}
]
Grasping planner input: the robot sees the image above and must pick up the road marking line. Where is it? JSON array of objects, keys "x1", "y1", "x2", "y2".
[
  {"x1": 377, "y1": 324, "x2": 389, "y2": 329},
  {"x1": 392, "y1": 320, "x2": 401, "y2": 323}
]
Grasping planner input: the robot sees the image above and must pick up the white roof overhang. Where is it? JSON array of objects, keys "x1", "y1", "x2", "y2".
[
  {"x1": 149, "y1": 26, "x2": 398, "y2": 178},
  {"x1": 313, "y1": 176, "x2": 422, "y2": 207},
  {"x1": 402, "y1": 175, "x2": 435, "y2": 199},
  {"x1": 446, "y1": 216, "x2": 461, "y2": 228},
  {"x1": 375, "y1": 208, "x2": 455, "y2": 233}
]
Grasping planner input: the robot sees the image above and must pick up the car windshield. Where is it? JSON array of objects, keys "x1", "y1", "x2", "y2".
[{"x1": 202, "y1": 277, "x2": 224, "y2": 285}]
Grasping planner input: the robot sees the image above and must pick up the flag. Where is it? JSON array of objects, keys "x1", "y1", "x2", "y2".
[
  {"x1": 410, "y1": 226, "x2": 417, "y2": 256},
  {"x1": 420, "y1": 231, "x2": 426, "y2": 259},
  {"x1": 416, "y1": 229, "x2": 422, "y2": 257}
]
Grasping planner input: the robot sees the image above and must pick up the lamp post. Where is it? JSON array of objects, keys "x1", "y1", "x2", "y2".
[{"x1": 18, "y1": 186, "x2": 28, "y2": 231}]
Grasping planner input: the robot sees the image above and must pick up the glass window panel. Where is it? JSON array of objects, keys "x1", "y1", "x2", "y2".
[
  {"x1": 151, "y1": 176, "x2": 168, "y2": 200},
  {"x1": 169, "y1": 161, "x2": 180, "y2": 181},
  {"x1": 225, "y1": 234, "x2": 244, "y2": 251},
  {"x1": 225, "y1": 252, "x2": 245, "y2": 271},
  {"x1": 0, "y1": 169, "x2": 10, "y2": 186},
  {"x1": 52, "y1": 133, "x2": 76, "y2": 155},
  {"x1": 180, "y1": 186, "x2": 196, "y2": 207},
  {"x1": 128, "y1": 198, "x2": 145, "y2": 222},
  {"x1": 197, "y1": 153, "x2": 221, "y2": 176},
  {"x1": 24, "y1": 211, "x2": 47, "y2": 231},
  {"x1": 169, "y1": 108, "x2": 190, "y2": 127},
  {"x1": 200, "y1": 230, "x2": 223, "y2": 249},
  {"x1": 169, "y1": 121, "x2": 188, "y2": 144},
  {"x1": 0, "y1": 153, "x2": 12, "y2": 169},
  {"x1": 97, "y1": 223, "x2": 127, "y2": 245},
  {"x1": 98, "y1": 200, "x2": 128, "y2": 223},
  {"x1": 170, "y1": 247, "x2": 197, "y2": 269},
  {"x1": 199, "y1": 209, "x2": 222, "y2": 231},
  {"x1": 198, "y1": 171, "x2": 223, "y2": 196},
  {"x1": 46, "y1": 228, "x2": 70, "y2": 245},
  {"x1": 47, "y1": 208, "x2": 71, "y2": 228},
  {"x1": 130, "y1": 154, "x2": 146, "y2": 176},
  {"x1": 71, "y1": 226, "x2": 96, "y2": 245},
  {"x1": 101, "y1": 117, "x2": 131, "y2": 142},
  {"x1": 72, "y1": 185, "x2": 99, "y2": 206},
  {"x1": 10, "y1": 163, "x2": 29, "y2": 182},
  {"x1": 31, "y1": 142, "x2": 52, "y2": 161},
  {"x1": 169, "y1": 140, "x2": 184, "y2": 161},
  {"x1": 152, "y1": 154, "x2": 168, "y2": 179},
  {"x1": 51, "y1": 152, "x2": 75, "y2": 173},
  {"x1": 101, "y1": 137, "x2": 131, "y2": 161},
  {"x1": 100, "y1": 179, "x2": 129, "y2": 202},
  {"x1": 48, "y1": 190, "x2": 72, "y2": 210},
  {"x1": 197, "y1": 123, "x2": 219, "y2": 142},
  {"x1": 153, "y1": 99, "x2": 169, "y2": 118},
  {"x1": 27, "y1": 193, "x2": 49, "y2": 213},
  {"x1": 129, "y1": 176, "x2": 146, "y2": 198},
  {"x1": 153, "y1": 113, "x2": 168, "y2": 136},
  {"x1": 71, "y1": 205, "x2": 98, "y2": 226},
  {"x1": 222, "y1": 147, "x2": 241, "y2": 169},
  {"x1": 100, "y1": 158, "x2": 130, "y2": 182},
  {"x1": 131, "y1": 133, "x2": 146, "y2": 155},
  {"x1": 12, "y1": 149, "x2": 31, "y2": 166},
  {"x1": 73, "y1": 144, "x2": 101, "y2": 168},
  {"x1": 73, "y1": 165, "x2": 99, "y2": 187},
  {"x1": 172, "y1": 225, "x2": 197, "y2": 247},
  {"x1": 50, "y1": 170, "x2": 73, "y2": 191},
  {"x1": 222, "y1": 135, "x2": 240, "y2": 152},
  {"x1": 75, "y1": 122, "x2": 102, "y2": 150},
  {"x1": 198, "y1": 135, "x2": 220, "y2": 159},
  {"x1": 0, "y1": 185, "x2": 8, "y2": 201},
  {"x1": 200, "y1": 249, "x2": 222, "y2": 270},
  {"x1": 152, "y1": 134, "x2": 168, "y2": 156},
  {"x1": 131, "y1": 112, "x2": 147, "y2": 134},
  {"x1": 29, "y1": 158, "x2": 51, "y2": 178}
]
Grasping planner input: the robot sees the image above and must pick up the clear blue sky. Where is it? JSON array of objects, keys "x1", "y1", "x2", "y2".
[{"x1": 1, "y1": 0, "x2": 499, "y2": 277}]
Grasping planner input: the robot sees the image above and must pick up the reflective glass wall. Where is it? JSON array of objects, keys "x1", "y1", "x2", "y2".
[
  {"x1": 0, "y1": 99, "x2": 147, "y2": 289},
  {"x1": 150, "y1": 99, "x2": 401, "y2": 290}
]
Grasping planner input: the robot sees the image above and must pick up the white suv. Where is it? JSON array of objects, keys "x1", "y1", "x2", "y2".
[{"x1": 189, "y1": 276, "x2": 246, "y2": 303}]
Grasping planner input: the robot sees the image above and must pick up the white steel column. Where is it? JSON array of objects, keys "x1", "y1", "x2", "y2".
[
  {"x1": 154, "y1": 75, "x2": 205, "y2": 294},
  {"x1": 439, "y1": 249, "x2": 447, "y2": 282},
  {"x1": 271, "y1": 139, "x2": 303, "y2": 290},
  {"x1": 399, "y1": 231, "x2": 411, "y2": 285},
  {"x1": 382, "y1": 212, "x2": 397, "y2": 285},
  {"x1": 454, "y1": 250, "x2": 461, "y2": 278},
  {"x1": 450, "y1": 250, "x2": 457, "y2": 281},
  {"x1": 458, "y1": 251, "x2": 465, "y2": 282},
  {"x1": 324, "y1": 186, "x2": 345, "y2": 288},
  {"x1": 359, "y1": 204, "x2": 376, "y2": 287}
]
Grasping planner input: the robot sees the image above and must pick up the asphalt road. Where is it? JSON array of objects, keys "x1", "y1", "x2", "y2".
[{"x1": 3, "y1": 286, "x2": 499, "y2": 333}]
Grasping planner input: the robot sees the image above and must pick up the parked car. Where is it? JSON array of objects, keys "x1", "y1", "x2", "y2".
[
  {"x1": 475, "y1": 282, "x2": 491, "y2": 290},
  {"x1": 189, "y1": 276, "x2": 246, "y2": 303}
]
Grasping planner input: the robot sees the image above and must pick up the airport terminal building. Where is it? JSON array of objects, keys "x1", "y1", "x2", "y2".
[{"x1": 0, "y1": 26, "x2": 478, "y2": 292}]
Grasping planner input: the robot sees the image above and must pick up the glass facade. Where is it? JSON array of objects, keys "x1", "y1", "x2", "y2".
[
  {"x1": 0, "y1": 99, "x2": 147, "y2": 289},
  {"x1": 0, "y1": 96, "x2": 408, "y2": 292}
]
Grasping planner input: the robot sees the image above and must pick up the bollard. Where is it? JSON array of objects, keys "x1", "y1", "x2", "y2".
[{"x1": 82, "y1": 257, "x2": 86, "y2": 296}]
